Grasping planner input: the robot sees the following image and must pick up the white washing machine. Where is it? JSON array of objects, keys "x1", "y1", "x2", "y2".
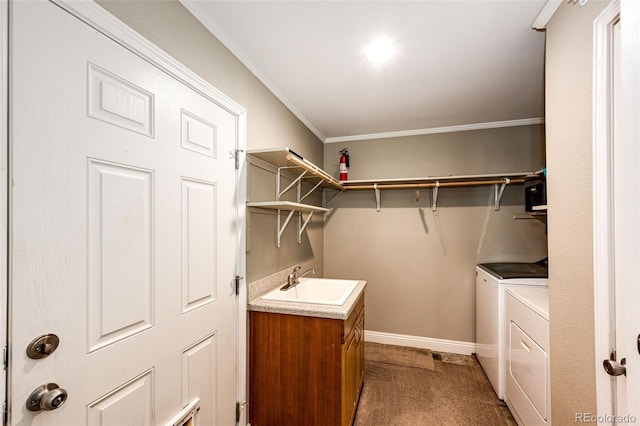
[
  {"x1": 475, "y1": 263, "x2": 548, "y2": 400},
  {"x1": 504, "y1": 285, "x2": 550, "y2": 425}
]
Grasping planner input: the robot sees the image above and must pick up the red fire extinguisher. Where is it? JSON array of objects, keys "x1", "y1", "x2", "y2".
[{"x1": 339, "y1": 148, "x2": 350, "y2": 181}]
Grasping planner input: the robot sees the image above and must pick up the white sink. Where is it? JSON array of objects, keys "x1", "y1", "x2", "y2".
[{"x1": 261, "y1": 278, "x2": 359, "y2": 306}]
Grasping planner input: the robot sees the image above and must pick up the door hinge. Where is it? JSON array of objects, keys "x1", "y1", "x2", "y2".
[
  {"x1": 233, "y1": 149, "x2": 244, "y2": 170},
  {"x1": 236, "y1": 401, "x2": 247, "y2": 423},
  {"x1": 3, "y1": 400, "x2": 8, "y2": 425},
  {"x1": 234, "y1": 275, "x2": 244, "y2": 295},
  {"x1": 3, "y1": 345, "x2": 7, "y2": 369}
]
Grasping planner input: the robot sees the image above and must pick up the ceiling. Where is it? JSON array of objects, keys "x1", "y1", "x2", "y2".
[{"x1": 181, "y1": 1, "x2": 547, "y2": 142}]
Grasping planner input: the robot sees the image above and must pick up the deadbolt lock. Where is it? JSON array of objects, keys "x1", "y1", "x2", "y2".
[
  {"x1": 26, "y1": 334, "x2": 59, "y2": 359},
  {"x1": 27, "y1": 383, "x2": 68, "y2": 412}
]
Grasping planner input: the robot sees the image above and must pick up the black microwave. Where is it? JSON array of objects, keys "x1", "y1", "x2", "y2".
[{"x1": 525, "y1": 180, "x2": 546, "y2": 211}]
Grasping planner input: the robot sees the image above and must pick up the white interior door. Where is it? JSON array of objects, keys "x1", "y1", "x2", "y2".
[
  {"x1": 9, "y1": 1, "x2": 239, "y2": 424},
  {"x1": 617, "y1": 0, "x2": 640, "y2": 421},
  {"x1": 594, "y1": 0, "x2": 640, "y2": 422}
]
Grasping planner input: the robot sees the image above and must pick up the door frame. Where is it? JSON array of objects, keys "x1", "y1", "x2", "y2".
[
  {"x1": 1, "y1": 0, "x2": 248, "y2": 423},
  {"x1": 593, "y1": 0, "x2": 620, "y2": 418}
]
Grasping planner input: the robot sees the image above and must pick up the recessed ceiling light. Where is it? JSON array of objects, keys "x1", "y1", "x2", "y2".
[{"x1": 365, "y1": 38, "x2": 396, "y2": 64}]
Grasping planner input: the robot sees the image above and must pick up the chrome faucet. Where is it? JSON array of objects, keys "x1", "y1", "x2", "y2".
[{"x1": 281, "y1": 265, "x2": 316, "y2": 291}]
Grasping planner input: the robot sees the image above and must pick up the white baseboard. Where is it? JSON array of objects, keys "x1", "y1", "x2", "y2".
[{"x1": 364, "y1": 330, "x2": 476, "y2": 356}]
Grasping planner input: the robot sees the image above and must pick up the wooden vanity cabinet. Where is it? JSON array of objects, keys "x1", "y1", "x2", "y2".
[
  {"x1": 341, "y1": 305, "x2": 365, "y2": 426},
  {"x1": 249, "y1": 294, "x2": 365, "y2": 426}
]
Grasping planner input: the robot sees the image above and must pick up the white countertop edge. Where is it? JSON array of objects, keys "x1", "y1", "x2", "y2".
[{"x1": 248, "y1": 281, "x2": 367, "y2": 320}]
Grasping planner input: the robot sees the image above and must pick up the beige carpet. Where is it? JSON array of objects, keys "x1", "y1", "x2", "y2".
[
  {"x1": 354, "y1": 343, "x2": 516, "y2": 426},
  {"x1": 365, "y1": 342, "x2": 435, "y2": 370}
]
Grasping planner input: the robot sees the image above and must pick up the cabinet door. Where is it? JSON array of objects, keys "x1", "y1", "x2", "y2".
[
  {"x1": 355, "y1": 310, "x2": 365, "y2": 393},
  {"x1": 342, "y1": 307, "x2": 365, "y2": 426},
  {"x1": 250, "y1": 312, "x2": 343, "y2": 425},
  {"x1": 342, "y1": 327, "x2": 358, "y2": 426}
]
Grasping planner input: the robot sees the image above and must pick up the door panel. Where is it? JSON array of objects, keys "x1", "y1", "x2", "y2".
[
  {"x1": 88, "y1": 160, "x2": 154, "y2": 352},
  {"x1": 182, "y1": 334, "x2": 217, "y2": 424},
  {"x1": 10, "y1": 1, "x2": 238, "y2": 424},
  {"x1": 181, "y1": 178, "x2": 217, "y2": 313},
  {"x1": 86, "y1": 370, "x2": 154, "y2": 425}
]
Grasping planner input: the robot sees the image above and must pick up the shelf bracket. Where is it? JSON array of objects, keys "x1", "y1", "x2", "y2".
[
  {"x1": 494, "y1": 178, "x2": 510, "y2": 211},
  {"x1": 298, "y1": 212, "x2": 315, "y2": 244},
  {"x1": 323, "y1": 189, "x2": 344, "y2": 207},
  {"x1": 277, "y1": 167, "x2": 307, "y2": 199},
  {"x1": 300, "y1": 179, "x2": 323, "y2": 203},
  {"x1": 276, "y1": 209, "x2": 296, "y2": 248},
  {"x1": 374, "y1": 183, "x2": 381, "y2": 212},
  {"x1": 432, "y1": 181, "x2": 440, "y2": 212}
]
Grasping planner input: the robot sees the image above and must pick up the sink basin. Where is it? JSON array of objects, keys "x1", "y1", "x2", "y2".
[{"x1": 261, "y1": 278, "x2": 359, "y2": 306}]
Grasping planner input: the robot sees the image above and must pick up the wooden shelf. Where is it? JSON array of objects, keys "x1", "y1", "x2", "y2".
[
  {"x1": 248, "y1": 147, "x2": 343, "y2": 191},
  {"x1": 338, "y1": 171, "x2": 540, "y2": 212},
  {"x1": 341, "y1": 171, "x2": 537, "y2": 187},
  {"x1": 247, "y1": 146, "x2": 544, "y2": 230},
  {"x1": 247, "y1": 149, "x2": 336, "y2": 248},
  {"x1": 247, "y1": 201, "x2": 329, "y2": 213},
  {"x1": 247, "y1": 147, "x2": 303, "y2": 167}
]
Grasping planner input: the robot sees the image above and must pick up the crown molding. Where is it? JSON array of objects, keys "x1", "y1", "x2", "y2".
[
  {"x1": 179, "y1": 0, "x2": 325, "y2": 142},
  {"x1": 532, "y1": 0, "x2": 563, "y2": 30}
]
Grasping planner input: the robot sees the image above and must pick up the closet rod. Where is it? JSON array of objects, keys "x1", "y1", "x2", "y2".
[
  {"x1": 285, "y1": 154, "x2": 345, "y2": 191},
  {"x1": 343, "y1": 178, "x2": 526, "y2": 191}
]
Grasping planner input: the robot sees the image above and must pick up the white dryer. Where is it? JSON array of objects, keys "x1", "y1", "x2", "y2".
[
  {"x1": 504, "y1": 285, "x2": 551, "y2": 425},
  {"x1": 475, "y1": 263, "x2": 548, "y2": 400}
]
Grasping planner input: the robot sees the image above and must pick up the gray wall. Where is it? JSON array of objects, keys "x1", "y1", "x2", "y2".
[
  {"x1": 545, "y1": 0, "x2": 609, "y2": 421},
  {"x1": 97, "y1": 0, "x2": 325, "y2": 282},
  {"x1": 323, "y1": 126, "x2": 547, "y2": 342}
]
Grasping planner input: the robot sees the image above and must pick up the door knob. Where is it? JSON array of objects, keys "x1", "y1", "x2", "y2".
[
  {"x1": 603, "y1": 358, "x2": 626, "y2": 377},
  {"x1": 27, "y1": 383, "x2": 68, "y2": 411}
]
